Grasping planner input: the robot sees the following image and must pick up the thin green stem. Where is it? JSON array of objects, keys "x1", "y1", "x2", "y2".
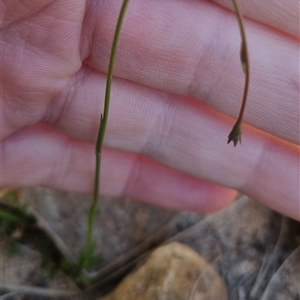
[
  {"x1": 228, "y1": 0, "x2": 250, "y2": 146},
  {"x1": 84, "y1": 0, "x2": 131, "y2": 268}
]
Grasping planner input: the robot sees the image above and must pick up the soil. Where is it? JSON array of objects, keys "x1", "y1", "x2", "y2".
[{"x1": 1, "y1": 188, "x2": 299, "y2": 300}]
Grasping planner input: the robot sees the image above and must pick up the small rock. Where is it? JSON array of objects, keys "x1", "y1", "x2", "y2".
[{"x1": 100, "y1": 242, "x2": 228, "y2": 300}]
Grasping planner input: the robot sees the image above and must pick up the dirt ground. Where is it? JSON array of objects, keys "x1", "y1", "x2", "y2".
[{"x1": 1, "y1": 188, "x2": 299, "y2": 299}]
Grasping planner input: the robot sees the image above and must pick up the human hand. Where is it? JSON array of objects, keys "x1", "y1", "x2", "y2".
[{"x1": 1, "y1": 0, "x2": 299, "y2": 220}]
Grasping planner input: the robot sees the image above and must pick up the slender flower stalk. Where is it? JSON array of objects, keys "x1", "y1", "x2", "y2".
[
  {"x1": 228, "y1": 0, "x2": 250, "y2": 146},
  {"x1": 83, "y1": 0, "x2": 131, "y2": 269},
  {"x1": 81, "y1": 0, "x2": 248, "y2": 270}
]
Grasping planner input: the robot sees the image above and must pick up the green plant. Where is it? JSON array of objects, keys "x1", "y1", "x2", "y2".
[
  {"x1": 82, "y1": 0, "x2": 250, "y2": 275},
  {"x1": 227, "y1": 0, "x2": 250, "y2": 146},
  {"x1": 81, "y1": 0, "x2": 131, "y2": 272}
]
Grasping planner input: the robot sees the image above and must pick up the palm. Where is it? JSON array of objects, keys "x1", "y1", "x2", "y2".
[{"x1": 2, "y1": 0, "x2": 85, "y2": 138}]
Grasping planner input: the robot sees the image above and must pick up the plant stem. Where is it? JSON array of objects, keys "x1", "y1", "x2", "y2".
[
  {"x1": 84, "y1": 0, "x2": 131, "y2": 267},
  {"x1": 228, "y1": 0, "x2": 250, "y2": 146}
]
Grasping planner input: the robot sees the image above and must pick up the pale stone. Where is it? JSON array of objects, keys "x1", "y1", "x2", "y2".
[{"x1": 100, "y1": 242, "x2": 228, "y2": 300}]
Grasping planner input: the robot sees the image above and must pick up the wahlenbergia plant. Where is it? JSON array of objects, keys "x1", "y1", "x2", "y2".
[
  {"x1": 82, "y1": 0, "x2": 250, "y2": 273},
  {"x1": 228, "y1": 0, "x2": 250, "y2": 146},
  {"x1": 80, "y1": 0, "x2": 131, "y2": 270}
]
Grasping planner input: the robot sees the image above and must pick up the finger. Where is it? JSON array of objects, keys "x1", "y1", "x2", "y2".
[
  {"x1": 81, "y1": 0, "x2": 299, "y2": 144},
  {"x1": 1, "y1": 123, "x2": 236, "y2": 212},
  {"x1": 211, "y1": 0, "x2": 299, "y2": 38},
  {"x1": 49, "y1": 70, "x2": 299, "y2": 220}
]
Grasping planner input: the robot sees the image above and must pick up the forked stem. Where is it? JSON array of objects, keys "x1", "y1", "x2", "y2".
[
  {"x1": 83, "y1": 0, "x2": 248, "y2": 269},
  {"x1": 83, "y1": 0, "x2": 131, "y2": 269},
  {"x1": 228, "y1": 0, "x2": 250, "y2": 146}
]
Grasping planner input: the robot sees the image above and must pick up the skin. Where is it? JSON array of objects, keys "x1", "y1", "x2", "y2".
[{"x1": 1, "y1": 0, "x2": 299, "y2": 220}]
